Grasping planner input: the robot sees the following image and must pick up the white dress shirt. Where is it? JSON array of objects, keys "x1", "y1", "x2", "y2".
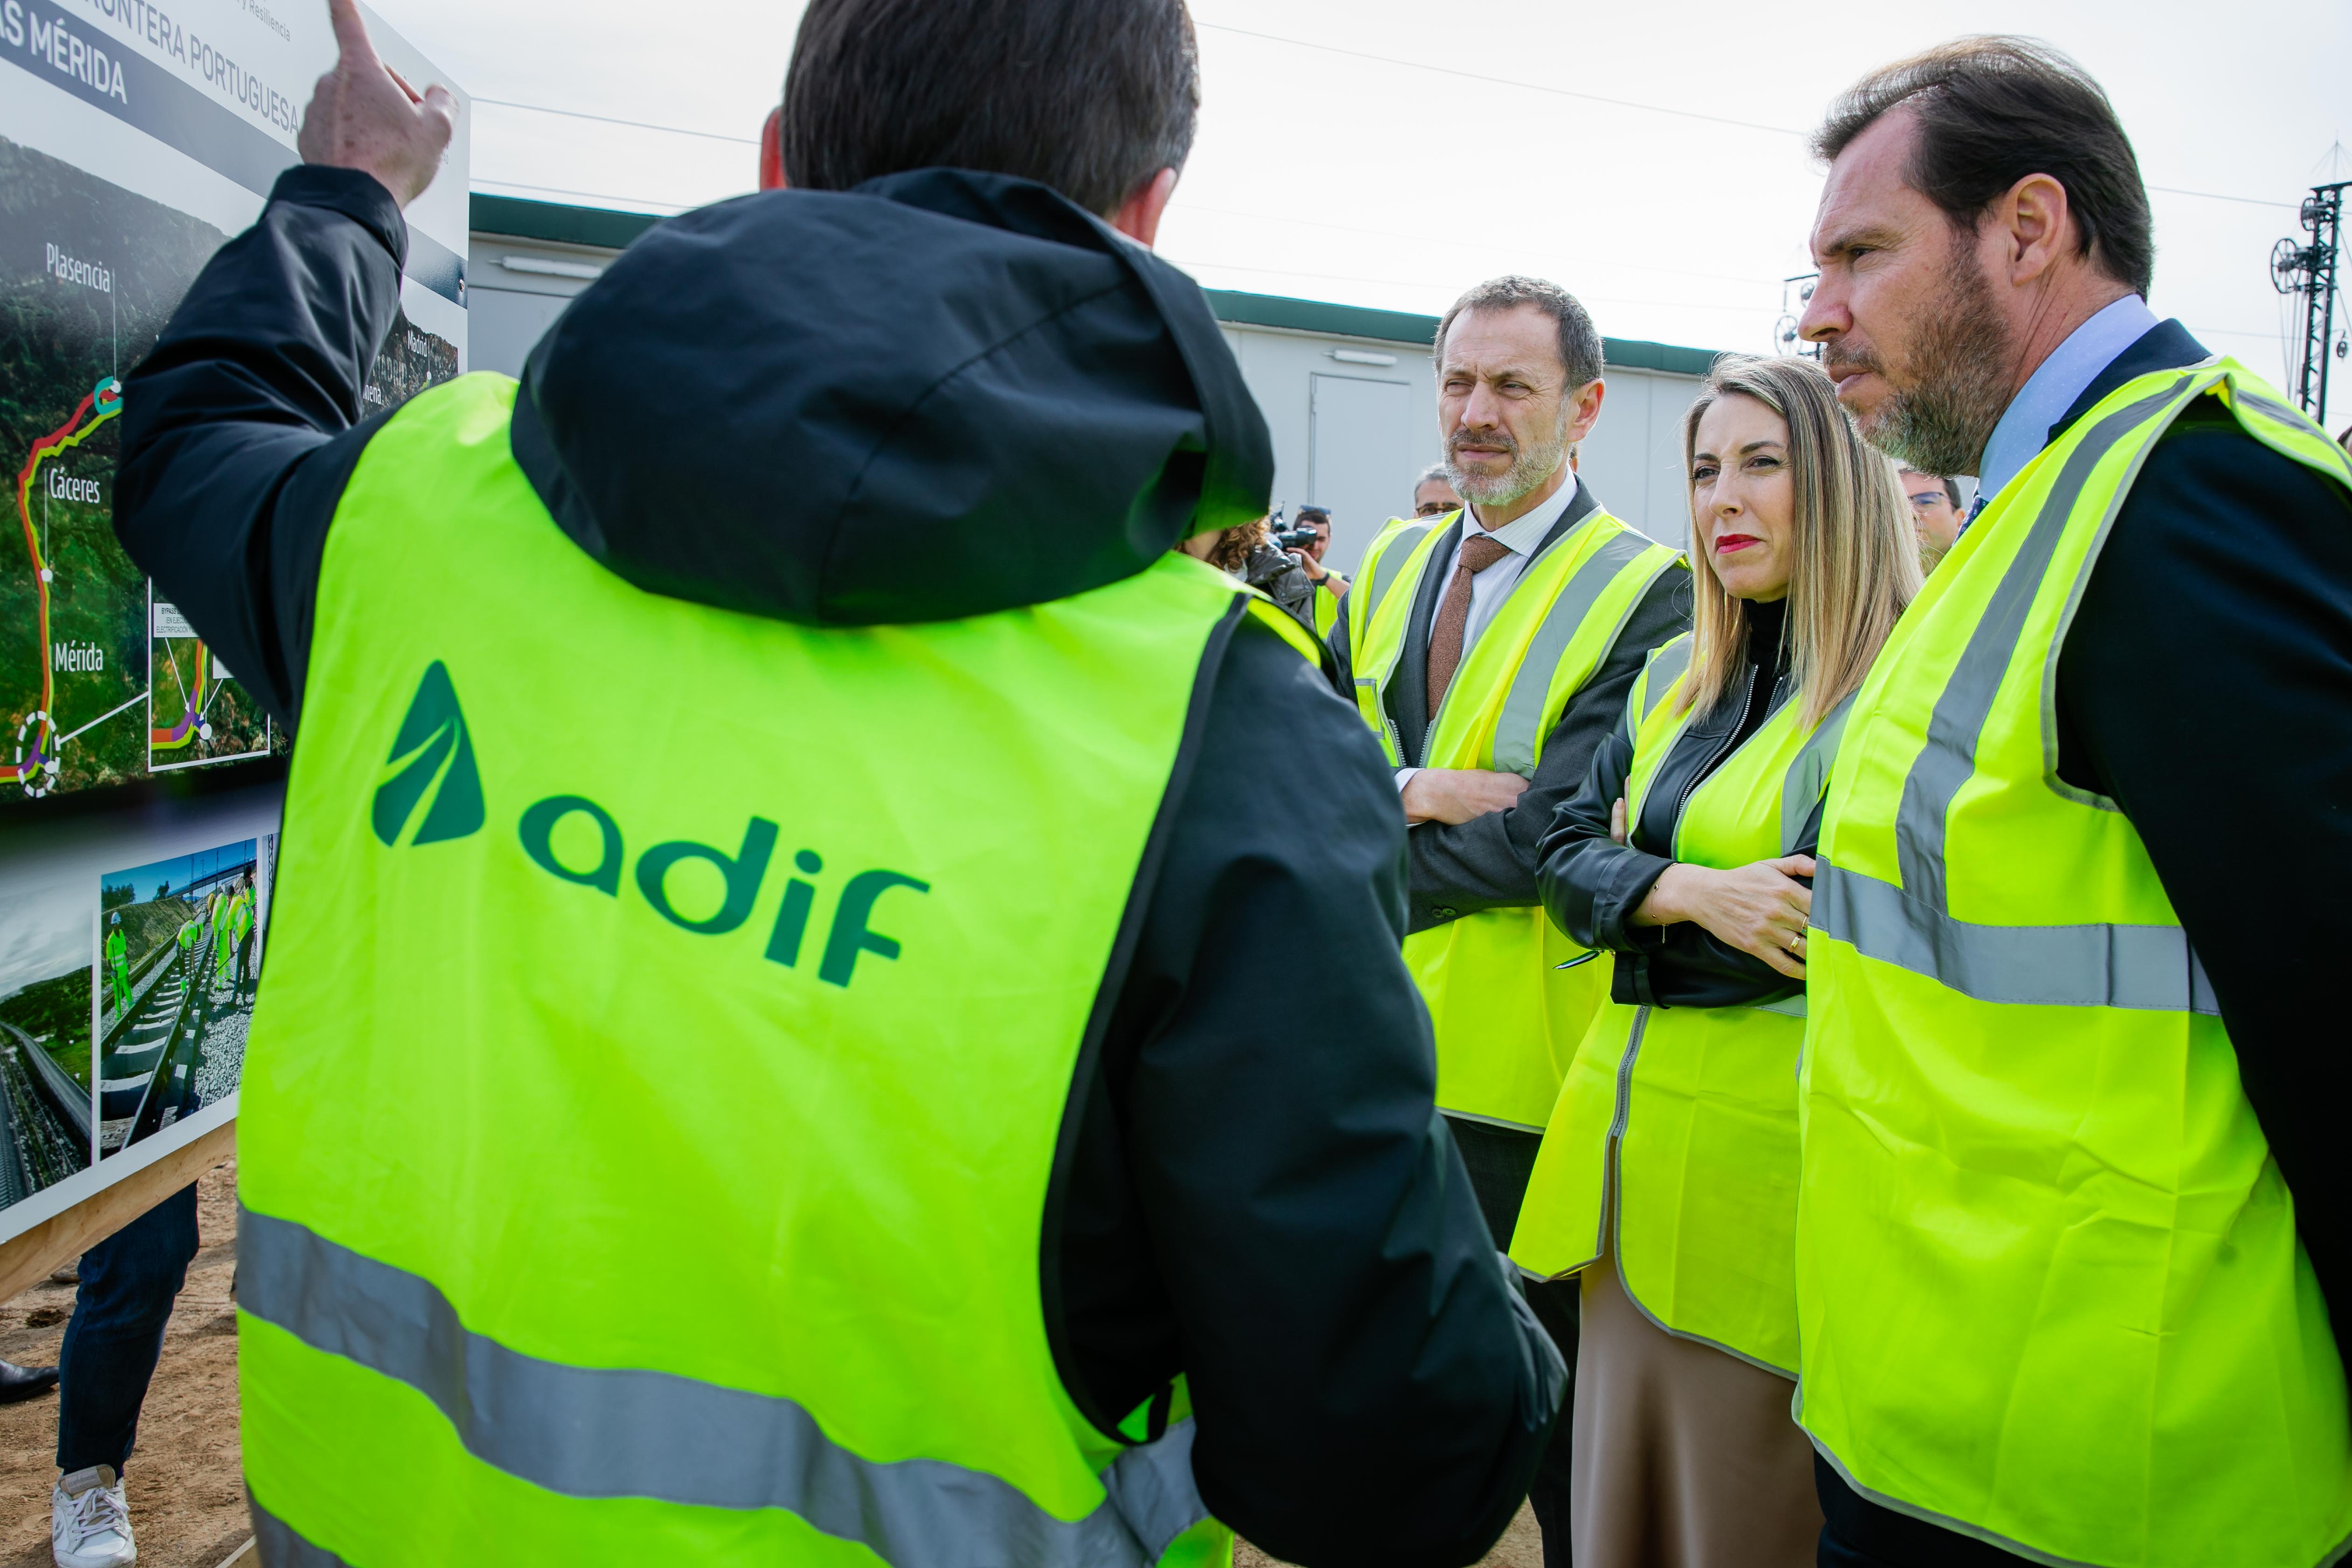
[{"x1": 1397, "y1": 473, "x2": 1582, "y2": 791}]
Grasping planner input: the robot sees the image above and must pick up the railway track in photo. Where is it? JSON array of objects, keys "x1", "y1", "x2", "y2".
[
  {"x1": 0, "y1": 1017, "x2": 90, "y2": 1203},
  {"x1": 97, "y1": 919, "x2": 241, "y2": 1158}
]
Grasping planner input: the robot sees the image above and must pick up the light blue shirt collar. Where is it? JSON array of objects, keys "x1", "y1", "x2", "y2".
[{"x1": 1974, "y1": 294, "x2": 2160, "y2": 508}]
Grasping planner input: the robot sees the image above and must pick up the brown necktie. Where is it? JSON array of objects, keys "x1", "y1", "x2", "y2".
[{"x1": 1426, "y1": 532, "x2": 1514, "y2": 713}]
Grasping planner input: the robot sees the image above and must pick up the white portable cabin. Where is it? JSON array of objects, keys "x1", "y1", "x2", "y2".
[{"x1": 469, "y1": 197, "x2": 1723, "y2": 575}]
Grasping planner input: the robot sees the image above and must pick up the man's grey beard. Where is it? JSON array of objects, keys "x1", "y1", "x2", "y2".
[
  {"x1": 1446, "y1": 413, "x2": 1569, "y2": 508},
  {"x1": 1835, "y1": 252, "x2": 2015, "y2": 479}
]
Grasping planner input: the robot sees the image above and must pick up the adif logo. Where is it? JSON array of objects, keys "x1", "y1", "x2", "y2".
[
  {"x1": 372, "y1": 660, "x2": 486, "y2": 846},
  {"x1": 370, "y1": 660, "x2": 926, "y2": 987}
]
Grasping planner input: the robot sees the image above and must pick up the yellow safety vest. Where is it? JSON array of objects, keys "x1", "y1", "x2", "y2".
[
  {"x1": 1311, "y1": 578, "x2": 1342, "y2": 641},
  {"x1": 238, "y1": 374, "x2": 1311, "y2": 1567},
  {"x1": 1799, "y1": 359, "x2": 2352, "y2": 1567},
  {"x1": 1346, "y1": 508, "x2": 1684, "y2": 1130},
  {"x1": 1513, "y1": 634, "x2": 1842, "y2": 1374}
]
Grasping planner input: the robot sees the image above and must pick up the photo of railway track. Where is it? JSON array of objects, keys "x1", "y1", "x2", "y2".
[
  {"x1": 95, "y1": 835, "x2": 273, "y2": 1159},
  {"x1": 0, "y1": 956, "x2": 93, "y2": 1208}
]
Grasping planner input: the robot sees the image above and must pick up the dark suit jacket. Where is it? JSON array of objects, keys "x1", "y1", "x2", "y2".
[{"x1": 1329, "y1": 484, "x2": 1692, "y2": 934}]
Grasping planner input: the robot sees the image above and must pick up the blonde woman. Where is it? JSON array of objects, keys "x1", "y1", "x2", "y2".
[{"x1": 1509, "y1": 355, "x2": 1918, "y2": 1567}]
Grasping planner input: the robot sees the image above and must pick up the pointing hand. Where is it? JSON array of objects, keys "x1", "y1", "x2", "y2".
[{"x1": 296, "y1": 0, "x2": 455, "y2": 209}]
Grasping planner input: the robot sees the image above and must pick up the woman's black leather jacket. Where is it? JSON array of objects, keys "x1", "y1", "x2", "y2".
[{"x1": 1534, "y1": 646, "x2": 1817, "y2": 1011}]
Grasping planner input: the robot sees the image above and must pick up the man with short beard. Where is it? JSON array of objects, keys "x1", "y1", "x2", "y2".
[
  {"x1": 1332, "y1": 274, "x2": 1689, "y2": 1565},
  {"x1": 1796, "y1": 36, "x2": 2352, "y2": 1568}
]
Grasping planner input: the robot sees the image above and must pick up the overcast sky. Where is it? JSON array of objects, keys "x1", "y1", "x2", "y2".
[{"x1": 386, "y1": 0, "x2": 2348, "y2": 427}]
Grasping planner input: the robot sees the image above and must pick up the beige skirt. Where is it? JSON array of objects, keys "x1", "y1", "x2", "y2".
[{"x1": 1569, "y1": 1250, "x2": 1822, "y2": 1568}]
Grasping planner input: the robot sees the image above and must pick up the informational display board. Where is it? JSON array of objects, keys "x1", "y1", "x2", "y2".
[{"x1": 0, "y1": 0, "x2": 466, "y2": 1244}]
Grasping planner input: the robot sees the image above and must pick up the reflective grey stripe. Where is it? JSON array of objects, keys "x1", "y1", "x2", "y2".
[
  {"x1": 1638, "y1": 636, "x2": 1694, "y2": 723},
  {"x1": 1492, "y1": 534, "x2": 1673, "y2": 777},
  {"x1": 1753, "y1": 994, "x2": 1806, "y2": 1019},
  {"x1": 1778, "y1": 693, "x2": 1855, "y2": 858},
  {"x1": 240, "y1": 1207, "x2": 1202, "y2": 1567},
  {"x1": 1893, "y1": 378, "x2": 2190, "y2": 911},
  {"x1": 1101, "y1": 1420, "x2": 1210, "y2": 1561},
  {"x1": 1813, "y1": 860, "x2": 2216, "y2": 1014},
  {"x1": 1359, "y1": 521, "x2": 1437, "y2": 629},
  {"x1": 2235, "y1": 386, "x2": 2352, "y2": 469},
  {"x1": 250, "y1": 1494, "x2": 348, "y2": 1567}
]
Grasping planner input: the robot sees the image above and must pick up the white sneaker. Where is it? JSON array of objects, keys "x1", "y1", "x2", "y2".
[{"x1": 52, "y1": 1466, "x2": 134, "y2": 1568}]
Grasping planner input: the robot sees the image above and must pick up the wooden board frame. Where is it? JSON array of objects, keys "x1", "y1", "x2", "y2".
[{"x1": 0, "y1": 1121, "x2": 233, "y2": 1302}]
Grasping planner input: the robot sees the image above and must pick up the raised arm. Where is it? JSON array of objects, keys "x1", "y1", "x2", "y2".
[{"x1": 110, "y1": 0, "x2": 453, "y2": 728}]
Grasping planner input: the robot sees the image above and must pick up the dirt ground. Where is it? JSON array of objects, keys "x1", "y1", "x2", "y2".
[
  {"x1": 0, "y1": 1159, "x2": 1541, "y2": 1568},
  {"x1": 0, "y1": 1160, "x2": 248, "y2": 1568},
  {"x1": 1238, "y1": 1503, "x2": 1544, "y2": 1568}
]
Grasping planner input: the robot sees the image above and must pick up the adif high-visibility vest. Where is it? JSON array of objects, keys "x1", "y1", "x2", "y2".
[
  {"x1": 236, "y1": 374, "x2": 1312, "y2": 1568},
  {"x1": 1512, "y1": 632, "x2": 1844, "y2": 1374},
  {"x1": 1346, "y1": 508, "x2": 1684, "y2": 1131},
  {"x1": 1799, "y1": 359, "x2": 2352, "y2": 1568}
]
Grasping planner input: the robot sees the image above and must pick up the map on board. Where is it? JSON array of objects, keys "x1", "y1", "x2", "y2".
[
  {"x1": 0, "y1": 0, "x2": 471, "y2": 804},
  {"x1": 3, "y1": 135, "x2": 458, "y2": 799}
]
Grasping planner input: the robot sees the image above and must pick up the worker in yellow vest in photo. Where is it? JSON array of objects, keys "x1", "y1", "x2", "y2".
[
  {"x1": 109, "y1": 3, "x2": 1567, "y2": 1565},
  {"x1": 1794, "y1": 40, "x2": 2352, "y2": 1568},
  {"x1": 1331, "y1": 274, "x2": 1686, "y2": 1553},
  {"x1": 104, "y1": 913, "x2": 130, "y2": 1015},
  {"x1": 1511, "y1": 356, "x2": 1918, "y2": 1565}
]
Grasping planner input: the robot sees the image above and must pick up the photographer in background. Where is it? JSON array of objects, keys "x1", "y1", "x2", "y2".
[
  {"x1": 1183, "y1": 514, "x2": 1319, "y2": 630},
  {"x1": 1287, "y1": 505, "x2": 1350, "y2": 637}
]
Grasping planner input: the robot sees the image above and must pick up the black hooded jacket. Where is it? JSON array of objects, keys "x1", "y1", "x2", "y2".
[{"x1": 112, "y1": 165, "x2": 1563, "y2": 1565}]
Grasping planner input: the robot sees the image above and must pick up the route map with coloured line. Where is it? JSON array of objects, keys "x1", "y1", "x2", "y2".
[{"x1": 1, "y1": 132, "x2": 456, "y2": 800}]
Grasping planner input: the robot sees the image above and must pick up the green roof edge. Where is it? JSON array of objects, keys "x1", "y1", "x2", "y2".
[
  {"x1": 470, "y1": 194, "x2": 664, "y2": 250},
  {"x1": 460, "y1": 203, "x2": 1723, "y2": 374},
  {"x1": 1201, "y1": 288, "x2": 1721, "y2": 376}
]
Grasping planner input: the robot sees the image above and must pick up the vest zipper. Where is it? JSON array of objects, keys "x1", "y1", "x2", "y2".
[
  {"x1": 1667, "y1": 682, "x2": 1755, "y2": 853},
  {"x1": 1598, "y1": 1004, "x2": 1652, "y2": 1258}
]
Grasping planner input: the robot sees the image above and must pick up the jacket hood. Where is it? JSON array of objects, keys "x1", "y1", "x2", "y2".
[{"x1": 511, "y1": 169, "x2": 1273, "y2": 626}]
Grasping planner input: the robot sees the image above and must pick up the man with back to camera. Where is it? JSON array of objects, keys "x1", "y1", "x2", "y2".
[
  {"x1": 1413, "y1": 463, "x2": 1465, "y2": 518},
  {"x1": 1330, "y1": 276, "x2": 1689, "y2": 1561},
  {"x1": 1895, "y1": 464, "x2": 1963, "y2": 571},
  {"x1": 1795, "y1": 36, "x2": 2352, "y2": 1568},
  {"x1": 109, "y1": 0, "x2": 1567, "y2": 1561}
]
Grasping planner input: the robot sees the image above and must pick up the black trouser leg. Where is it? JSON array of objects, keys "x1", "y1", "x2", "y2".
[
  {"x1": 56, "y1": 1185, "x2": 199, "y2": 1475},
  {"x1": 1815, "y1": 1451, "x2": 2038, "y2": 1567},
  {"x1": 1444, "y1": 1116, "x2": 1576, "y2": 1568},
  {"x1": 1522, "y1": 1274, "x2": 1579, "y2": 1568}
]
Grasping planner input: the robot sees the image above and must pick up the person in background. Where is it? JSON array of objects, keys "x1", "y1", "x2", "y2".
[
  {"x1": 1413, "y1": 462, "x2": 1464, "y2": 518},
  {"x1": 111, "y1": 0, "x2": 1564, "y2": 1560},
  {"x1": 1797, "y1": 36, "x2": 2352, "y2": 1568},
  {"x1": 50, "y1": 1190, "x2": 200, "y2": 1568},
  {"x1": 1897, "y1": 464, "x2": 1963, "y2": 570},
  {"x1": 1287, "y1": 505, "x2": 1349, "y2": 638},
  {"x1": 1513, "y1": 355, "x2": 1917, "y2": 1568},
  {"x1": 1197, "y1": 514, "x2": 1317, "y2": 628},
  {"x1": 1331, "y1": 275, "x2": 1689, "y2": 1564}
]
